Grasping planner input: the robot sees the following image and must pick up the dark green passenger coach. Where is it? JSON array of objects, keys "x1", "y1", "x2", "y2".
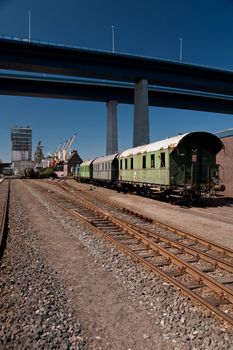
[{"x1": 118, "y1": 132, "x2": 224, "y2": 199}]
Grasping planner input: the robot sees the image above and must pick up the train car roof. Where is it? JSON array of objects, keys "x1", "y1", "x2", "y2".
[
  {"x1": 93, "y1": 153, "x2": 119, "y2": 164},
  {"x1": 118, "y1": 131, "x2": 223, "y2": 157},
  {"x1": 119, "y1": 133, "x2": 188, "y2": 157},
  {"x1": 80, "y1": 159, "x2": 95, "y2": 166}
]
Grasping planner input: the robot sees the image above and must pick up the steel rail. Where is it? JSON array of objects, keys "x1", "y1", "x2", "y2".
[{"x1": 41, "y1": 185, "x2": 233, "y2": 326}]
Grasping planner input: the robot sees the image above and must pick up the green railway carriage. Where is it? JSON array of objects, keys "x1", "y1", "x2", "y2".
[
  {"x1": 79, "y1": 159, "x2": 95, "y2": 182},
  {"x1": 118, "y1": 132, "x2": 224, "y2": 200}
]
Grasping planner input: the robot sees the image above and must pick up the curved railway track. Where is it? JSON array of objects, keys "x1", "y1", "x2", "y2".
[
  {"x1": 0, "y1": 179, "x2": 10, "y2": 253},
  {"x1": 38, "y1": 179, "x2": 233, "y2": 326}
]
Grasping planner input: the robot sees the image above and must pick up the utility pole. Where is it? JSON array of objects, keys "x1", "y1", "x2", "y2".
[
  {"x1": 179, "y1": 37, "x2": 182, "y2": 62},
  {"x1": 29, "y1": 10, "x2": 31, "y2": 42},
  {"x1": 112, "y1": 25, "x2": 115, "y2": 53}
]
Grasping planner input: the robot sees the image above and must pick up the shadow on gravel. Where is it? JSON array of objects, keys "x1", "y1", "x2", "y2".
[
  {"x1": 178, "y1": 196, "x2": 233, "y2": 209},
  {"x1": 193, "y1": 196, "x2": 233, "y2": 209},
  {"x1": 0, "y1": 212, "x2": 9, "y2": 260}
]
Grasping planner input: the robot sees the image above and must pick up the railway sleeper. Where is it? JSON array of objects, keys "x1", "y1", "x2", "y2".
[
  {"x1": 183, "y1": 241, "x2": 197, "y2": 247},
  {"x1": 197, "y1": 265, "x2": 216, "y2": 273},
  {"x1": 130, "y1": 247, "x2": 150, "y2": 252},
  {"x1": 166, "y1": 269, "x2": 185, "y2": 277},
  {"x1": 183, "y1": 257, "x2": 199, "y2": 263},
  {"x1": 152, "y1": 260, "x2": 170, "y2": 267},
  {"x1": 158, "y1": 243, "x2": 171, "y2": 249},
  {"x1": 108, "y1": 232, "x2": 128, "y2": 236},
  {"x1": 138, "y1": 252, "x2": 155, "y2": 259},
  {"x1": 184, "y1": 281, "x2": 204, "y2": 290},
  {"x1": 217, "y1": 277, "x2": 233, "y2": 285},
  {"x1": 119, "y1": 239, "x2": 139, "y2": 245},
  {"x1": 170, "y1": 249, "x2": 183, "y2": 255},
  {"x1": 204, "y1": 296, "x2": 230, "y2": 307}
]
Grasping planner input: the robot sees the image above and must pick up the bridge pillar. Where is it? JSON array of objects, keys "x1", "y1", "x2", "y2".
[
  {"x1": 106, "y1": 100, "x2": 118, "y2": 155},
  {"x1": 133, "y1": 79, "x2": 150, "y2": 147}
]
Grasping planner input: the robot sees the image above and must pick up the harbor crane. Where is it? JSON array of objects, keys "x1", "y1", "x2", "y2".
[{"x1": 54, "y1": 133, "x2": 77, "y2": 161}]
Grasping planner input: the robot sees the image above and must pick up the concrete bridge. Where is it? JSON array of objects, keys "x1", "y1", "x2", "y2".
[{"x1": 1, "y1": 38, "x2": 233, "y2": 154}]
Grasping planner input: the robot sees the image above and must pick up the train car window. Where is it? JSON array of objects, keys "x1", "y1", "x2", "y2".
[
  {"x1": 151, "y1": 154, "x2": 155, "y2": 168},
  {"x1": 160, "y1": 152, "x2": 166, "y2": 167},
  {"x1": 120, "y1": 159, "x2": 122, "y2": 169},
  {"x1": 142, "y1": 155, "x2": 146, "y2": 169},
  {"x1": 130, "y1": 157, "x2": 133, "y2": 169},
  {"x1": 192, "y1": 149, "x2": 198, "y2": 163},
  {"x1": 125, "y1": 158, "x2": 128, "y2": 169}
]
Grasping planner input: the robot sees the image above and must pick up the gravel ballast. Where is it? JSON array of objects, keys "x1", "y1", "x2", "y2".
[{"x1": 0, "y1": 186, "x2": 85, "y2": 349}]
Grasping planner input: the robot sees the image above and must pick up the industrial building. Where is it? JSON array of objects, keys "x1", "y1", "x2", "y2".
[
  {"x1": 11, "y1": 126, "x2": 35, "y2": 174},
  {"x1": 11, "y1": 126, "x2": 32, "y2": 161},
  {"x1": 216, "y1": 128, "x2": 233, "y2": 198}
]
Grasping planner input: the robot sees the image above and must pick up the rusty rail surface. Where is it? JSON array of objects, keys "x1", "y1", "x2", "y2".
[
  {"x1": 0, "y1": 179, "x2": 10, "y2": 251},
  {"x1": 42, "y1": 179, "x2": 233, "y2": 326}
]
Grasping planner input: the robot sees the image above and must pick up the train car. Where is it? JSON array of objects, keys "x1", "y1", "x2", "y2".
[
  {"x1": 92, "y1": 153, "x2": 119, "y2": 186},
  {"x1": 79, "y1": 159, "x2": 95, "y2": 182},
  {"x1": 2, "y1": 168, "x2": 13, "y2": 176},
  {"x1": 117, "y1": 131, "x2": 225, "y2": 202},
  {"x1": 24, "y1": 167, "x2": 37, "y2": 178}
]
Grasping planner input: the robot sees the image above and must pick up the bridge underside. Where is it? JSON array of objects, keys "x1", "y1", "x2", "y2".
[{"x1": 1, "y1": 74, "x2": 233, "y2": 115}]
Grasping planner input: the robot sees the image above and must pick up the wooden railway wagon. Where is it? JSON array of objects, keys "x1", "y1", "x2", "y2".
[
  {"x1": 117, "y1": 132, "x2": 224, "y2": 201},
  {"x1": 92, "y1": 153, "x2": 118, "y2": 186}
]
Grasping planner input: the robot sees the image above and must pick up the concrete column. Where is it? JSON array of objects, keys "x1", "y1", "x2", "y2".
[
  {"x1": 133, "y1": 79, "x2": 150, "y2": 147},
  {"x1": 106, "y1": 100, "x2": 118, "y2": 155}
]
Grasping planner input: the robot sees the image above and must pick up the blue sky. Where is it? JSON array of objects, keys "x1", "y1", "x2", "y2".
[{"x1": 0, "y1": 0, "x2": 233, "y2": 162}]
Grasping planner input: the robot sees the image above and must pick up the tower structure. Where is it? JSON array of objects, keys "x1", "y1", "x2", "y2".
[{"x1": 11, "y1": 126, "x2": 32, "y2": 162}]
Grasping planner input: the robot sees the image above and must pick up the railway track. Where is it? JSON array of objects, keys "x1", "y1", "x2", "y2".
[
  {"x1": 52, "y1": 180, "x2": 233, "y2": 263},
  {"x1": 41, "y1": 179, "x2": 233, "y2": 326},
  {"x1": 0, "y1": 179, "x2": 10, "y2": 253}
]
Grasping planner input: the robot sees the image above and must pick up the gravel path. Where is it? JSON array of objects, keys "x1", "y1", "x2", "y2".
[
  {"x1": 0, "y1": 183, "x2": 85, "y2": 349},
  {"x1": 1, "y1": 179, "x2": 233, "y2": 349}
]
